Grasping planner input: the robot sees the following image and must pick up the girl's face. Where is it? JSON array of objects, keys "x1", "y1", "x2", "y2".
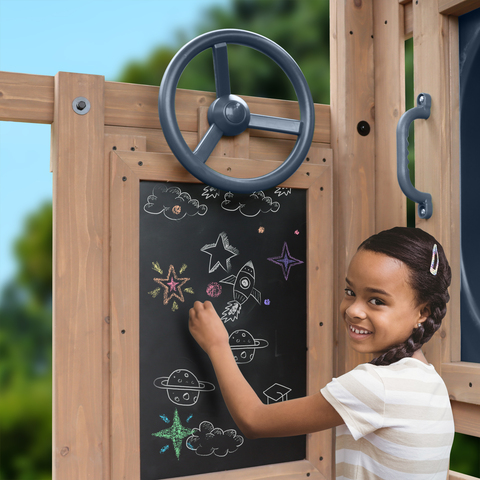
[{"x1": 340, "y1": 249, "x2": 429, "y2": 357}]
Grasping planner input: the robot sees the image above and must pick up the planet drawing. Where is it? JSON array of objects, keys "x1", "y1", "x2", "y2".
[
  {"x1": 154, "y1": 369, "x2": 215, "y2": 406},
  {"x1": 229, "y1": 329, "x2": 269, "y2": 364}
]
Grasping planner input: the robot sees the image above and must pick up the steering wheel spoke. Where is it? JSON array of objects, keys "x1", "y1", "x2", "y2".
[
  {"x1": 213, "y1": 42, "x2": 231, "y2": 98},
  {"x1": 193, "y1": 123, "x2": 224, "y2": 163},
  {"x1": 248, "y1": 113, "x2": 302, "y2": 136}
]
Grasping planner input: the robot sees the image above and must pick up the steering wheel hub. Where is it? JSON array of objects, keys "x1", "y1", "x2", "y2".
[{"x1": 208, "y1": 94, "x2": 251, "y2": 137}]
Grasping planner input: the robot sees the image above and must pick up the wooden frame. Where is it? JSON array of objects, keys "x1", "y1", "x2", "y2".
[{"x1": 110, "y1": 150, "x2": 333, "y2": 479}]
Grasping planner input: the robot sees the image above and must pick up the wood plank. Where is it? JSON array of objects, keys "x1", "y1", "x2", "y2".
[
  {"x1": 110, "y1": 150, "x2": 328, "y2": 190},
  {"x1": 451, "y1": 400, "x2": 480, "y2": 437},
  {"x1": 103, "y1": 134, "x2": 146, "y2": 480},
  {"x1": 52, "y1": 72, "x2": 105, "y2": 480},
  {"x1": 105, "y1": 82, "x2": 331, "y2": 144},
  {"x1": 412, "y1": 0, "x2": 453, "y2": 373},
  {"x1": 110, "y1": 152, "x2": 141, "y2": 479},
  {"x1": 405, "y1": 1, "x2": 413, "y2": 39},
  {"x1": 439, "y1": 0, "x2": 480, "y2": 15},
  {"x1": 443, "y1": 362, "x2": 480, "y2": 405},
  {"x1": 330, "y1": 0, "x2": 376, "y2": 377},
  {"x1": 0, "y1": 71, "x2": 54, "y2": 123},
  {"x1": 448, "y1": 16, "x2": 462, "y2": 363},
  {"x1": 170, "y1": 460, "x2": 327, "y2": 480},
  {"x1": 373, "y1": 0, "x2": 407, "y2": 231},
  {"x1": 449, "y1": 470, "x2": 480, "y2": 480},
  {"x1": 104, "y1": 124, "x2": 331, "y2": 163},
  {"x1": 306, "y1": 166, "x2": 335, "y2": 476}
]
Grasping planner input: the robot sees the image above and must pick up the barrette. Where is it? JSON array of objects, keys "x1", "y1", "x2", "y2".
[{"x1": 430, "y1": 244, "x2": 439, "y2": 275}]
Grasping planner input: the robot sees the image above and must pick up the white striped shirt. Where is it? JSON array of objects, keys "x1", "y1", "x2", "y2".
[{"x1": 321, "y1": 358, "x2": 454, "y2": 480}]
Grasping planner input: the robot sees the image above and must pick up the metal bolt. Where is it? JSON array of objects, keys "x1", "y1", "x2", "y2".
[
  {"x1": 420, "y1": 207, "x2": 426, "y2": 216},
  {"x1": 122, "y1": 177, "x2": 127, "y2": 182},
  {"x1": 357, "y1": 121, "x2": 371, "y2": 136},
  {"x1": 418, "y1": 94, "x2": 425, "y2": 104},
  {"x1": 72, "y1": 96, "x2": 90, "y2": 115}
]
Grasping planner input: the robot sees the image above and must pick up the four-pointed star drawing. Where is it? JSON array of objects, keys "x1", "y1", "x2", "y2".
[
  {"x1": 267, "y1": 241, "x2": 304, "y2": 281},
  {"x1": 152, "y1": 409, "x2": 193, "y2": 460}
]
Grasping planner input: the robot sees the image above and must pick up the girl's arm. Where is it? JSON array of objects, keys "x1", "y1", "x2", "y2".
[{"x1": 188, "y1": 301, "x2": 343, "y2": 439}]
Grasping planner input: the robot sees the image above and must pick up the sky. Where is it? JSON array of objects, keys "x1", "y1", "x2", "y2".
[{"x1": 0, "y1": 0, "x2": 230, "y2": 289}]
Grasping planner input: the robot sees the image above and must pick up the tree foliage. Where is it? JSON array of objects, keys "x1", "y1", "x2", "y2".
[{"x1": 118, "y1": 0, "x2": 330, "y2": 104}]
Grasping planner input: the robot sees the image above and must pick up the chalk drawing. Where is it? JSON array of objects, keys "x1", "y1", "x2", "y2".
[
  {"x1": 149, "y1": 264, "x2": 193, "y2": 306},
  {"x1": 201, "y1": 232, "x2": 239, "y2": 273},
  {"x1": 144, "y1": 184, "x2": 207, "y2": 220},
  {"x1": 229, "y1": 329, "x2": 269, "y2": 364},
  {"x1": 202, "y1": 186, "x2": 220, "y2": 199},
  {"x1": 152, "y1": 409, "x2": 193, "y2": 460},
  {"x1": 267, "y1": 242, "x2": 304, "y2": 281},
  {"x1": 206, "y1": 282, "x2": 222, "y2": 298},
  {"x1": 186, "y1": 421, "x2": 244, "y2": 457},
  {"x1": 221, "y1": 191, "x2": 280, "y2": 217},
  {"x1": 274, "y1": 187, "x2": 291, "y2": 196},
  {"x1": 154, "y1": 369, "x2": 215, "y2": 407},
  {"x1": 263, "y1": 383, "x2": 292, "y2": 404},
  {"x1": 220, "y1": 261, "x2": 261, "y2": 323}
]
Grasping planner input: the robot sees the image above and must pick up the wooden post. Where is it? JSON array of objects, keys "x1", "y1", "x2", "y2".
[
  {"x1": 412, "y1": 1, "x2": 457, "y2": 373},
  {"x1": 373, "y1": 0, "x2": 407, "y2": 231},
  {"x1": 51, "y1": 72, "x2": 105, "y2": 480},
  {"x1": 330, "y1": 0, "x2": 376, "y2": 376}
]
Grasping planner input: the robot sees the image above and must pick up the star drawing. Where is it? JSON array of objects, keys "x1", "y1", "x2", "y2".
[
  {"x1": 201, "y1": 232, "x2": 239, "y2": 273},
  {"x1": 152, "y1": 409, "x2": 193, "y2": 460},
  {"x1": 267, "y1": 242, "x2": 304, "y2": 281},
  {"x1": 154, "y1": 265, "x2": 190, "y2": 305}
]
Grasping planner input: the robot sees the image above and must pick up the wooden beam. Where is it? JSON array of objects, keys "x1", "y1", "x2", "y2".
[
  {"x1": 0, "y1": 71, "x2": 331, "y2": 145},
  {"x1": 451, "y1": 400, "x2": 480, "y2": 437},
  {"x1": 439, "y1": 0, "x2": 480, "y2": 16},
  {"x1": 0, "y1": 71, "x2": 54, "y2": 124},
  {"x1": 52, "y1": 72, "x2": 105, "y2": 480},
  {"x1": 330, "y1": 0, "x2": 376, "y2": 376}
]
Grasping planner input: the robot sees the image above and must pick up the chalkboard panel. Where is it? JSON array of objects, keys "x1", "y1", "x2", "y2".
[
  {"x1": 459, "y1": 8, "x2": 480, "y2": 364},
  {"x1": 139, "y1": 182, "x2": 307, "y2": 479}
]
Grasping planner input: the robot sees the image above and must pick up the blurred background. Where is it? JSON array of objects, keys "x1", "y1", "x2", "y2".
[{"x1": 0, "y1": 0, "x2": 478, "y2": 478}]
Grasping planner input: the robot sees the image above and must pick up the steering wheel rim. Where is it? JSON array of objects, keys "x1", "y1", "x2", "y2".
[{"x1": 158, "y1": 28, "x2": 315, "y2": 193}]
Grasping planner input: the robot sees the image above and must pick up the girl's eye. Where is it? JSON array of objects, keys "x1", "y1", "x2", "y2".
[
  {"x1": 344, "y1": 288, "x2": 355, "y2": 297},
  {"x1": 369, "y1": 298, "x2": 385, "y2": 306}
]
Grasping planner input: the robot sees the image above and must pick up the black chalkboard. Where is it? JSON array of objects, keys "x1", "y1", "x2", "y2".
[
  {"x1": 139, "y1": 182, "x2": 307, "y2": 479},
  {"x1": 459, "y1": 8, "x2": 480, "y2": 364}
]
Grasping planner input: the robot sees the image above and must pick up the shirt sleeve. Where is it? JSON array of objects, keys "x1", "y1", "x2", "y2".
[{"x1": 320, "y1": 363, "x2": 386, "y2": 440}]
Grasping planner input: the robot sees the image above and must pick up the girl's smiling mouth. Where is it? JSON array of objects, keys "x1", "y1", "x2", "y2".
[{"x1": 347, "y1": 322, "x2": 373, "y2": 339}]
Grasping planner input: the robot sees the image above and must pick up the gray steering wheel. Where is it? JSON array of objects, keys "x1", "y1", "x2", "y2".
[{"x1": 158, "y1": 29, "x2": 315, "y2": 193}]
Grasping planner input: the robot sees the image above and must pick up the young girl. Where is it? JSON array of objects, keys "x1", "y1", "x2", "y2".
[{"x1": 189, "y1": 227, "x2": 454, "y2": 479}]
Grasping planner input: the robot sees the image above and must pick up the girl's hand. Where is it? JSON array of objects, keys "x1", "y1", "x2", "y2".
[{"x1": 188, "y1": 301, "x2": 229, "y2": 357}]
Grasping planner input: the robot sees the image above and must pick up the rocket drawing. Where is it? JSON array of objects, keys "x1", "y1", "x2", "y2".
[{"x1": 220, "y1": 261, "x2": 261, "y2": 323}]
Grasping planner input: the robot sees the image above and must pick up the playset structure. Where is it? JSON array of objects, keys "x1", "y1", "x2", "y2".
[{"x1": 1, "y1": 1, "x2": 479, "y2": 479}]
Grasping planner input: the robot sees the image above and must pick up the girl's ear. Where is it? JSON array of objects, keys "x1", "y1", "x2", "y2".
[{"x1": 419, "y1": 304, "x2": 431, "y2": 323}]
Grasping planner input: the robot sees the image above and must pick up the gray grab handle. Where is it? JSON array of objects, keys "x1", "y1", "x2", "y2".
[{"x1": 396, "y1": 93, "x2": 433, "y2": 219}]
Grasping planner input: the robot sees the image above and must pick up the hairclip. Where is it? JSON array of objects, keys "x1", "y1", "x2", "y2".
[{"x1": 430, "y1": 244, "x2": 439, "y2": 275}]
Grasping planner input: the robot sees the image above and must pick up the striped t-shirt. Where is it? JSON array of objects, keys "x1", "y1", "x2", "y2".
[{"x1": 321, "y1": 357, "x2": 454, "y2": 480}]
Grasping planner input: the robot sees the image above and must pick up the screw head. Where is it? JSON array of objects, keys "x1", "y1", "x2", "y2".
[{"x1": 357, "y1": 121, "x2": 371, "y2": 136}]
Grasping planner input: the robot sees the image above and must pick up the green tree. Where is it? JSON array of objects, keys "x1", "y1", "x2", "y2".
[
  {"x1": 119, "y1": 0, "x2": 330, "y2": 104},
  {"x1": 0, "y1": 202, "x2": 53, "y2": 480}
]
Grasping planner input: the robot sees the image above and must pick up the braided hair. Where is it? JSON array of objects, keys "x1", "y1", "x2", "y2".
[{"x1": 357, "y1": 227, "x2": 451, "y2": 366}]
